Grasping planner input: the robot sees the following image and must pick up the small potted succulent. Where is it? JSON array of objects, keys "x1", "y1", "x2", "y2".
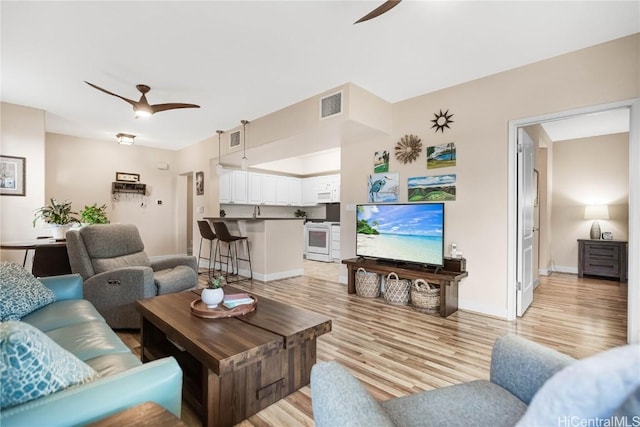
[
  {"x1": 33, "y1": 198, "x2": 80, "y2": 239},
  {"x1": 201, "y1": 276, "x2": 225, "y2": 308},
  {"x1": 80, "y1": 203, "x2": 110, "y2": 225}
]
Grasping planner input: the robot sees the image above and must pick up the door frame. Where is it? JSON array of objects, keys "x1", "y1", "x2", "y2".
[{"x1": 507, "y1": 98, "x2": 639, "y2": 344}]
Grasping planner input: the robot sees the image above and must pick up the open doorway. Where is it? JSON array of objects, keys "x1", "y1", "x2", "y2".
[{"x1": 508, "y1": 99, "x2": 639, "y2": 344}]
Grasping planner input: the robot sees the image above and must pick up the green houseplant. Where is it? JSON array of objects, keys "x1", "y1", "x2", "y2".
[
  {"x1": 201, "y1": 276, "x2": 225, "y2": 308},
  {"x1": 33, "y1": 198, "x2": 80, "y2": 239},
  {"x1": 80, "y1": 203, "x2": 109, "y2": 225}
]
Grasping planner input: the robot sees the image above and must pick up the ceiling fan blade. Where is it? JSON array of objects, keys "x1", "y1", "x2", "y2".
[
  {"x1": 84, "y1": 81, "x2": 138, "y2": 108},
  {"x1": 354, "y1": 0, "x2": 401, "y2": 24},
  {"x1": 150, "y1": 103, "x2": 201, "y2": 114}
]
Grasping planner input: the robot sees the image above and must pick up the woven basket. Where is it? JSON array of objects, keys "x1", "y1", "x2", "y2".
[
  {"x1": 411, "y1": 279, "x2": 440, "y2": 313},
  {"x1": 355, "y1": 267, "x2": 381, "y2": 298},
  {"x1": 383, "y1": 272, "x2": 411, "y2": 305}
]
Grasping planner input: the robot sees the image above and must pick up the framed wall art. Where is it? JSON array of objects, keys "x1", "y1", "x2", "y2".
[
  {"x1": 0, "y1": 155, "x2": 26, "y2": 196},
  {"x1": 427, "y1": 142, "x2": 456, "y2": 169},
  {"x1": 374, "y1": 150, "x2": 389, "y2": 173},
  {"x1": 195, "y1": 171, "x2": 204, "y2": 195},
  {"x1": 408, "y1": 174, "x2": 456, "y2": 201},
  {"x1": 368, "y1": 172, "x2": 399, "y2": 203}
]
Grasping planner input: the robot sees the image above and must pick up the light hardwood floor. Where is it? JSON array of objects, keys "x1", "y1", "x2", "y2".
[{"x1": 118, "y1": 261, "x2": 628, "y2": 427}]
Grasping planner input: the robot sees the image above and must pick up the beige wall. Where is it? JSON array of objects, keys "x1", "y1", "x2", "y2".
[
  {"x1": 0, "y1": 103, "x2": 46, "y2": 264},
  {"x1": 342, "y1": 34, "x2": 638, "y2": 317},
  {"x1": 44, "y1": 133, "x2": 180, "y2": 256},
  {"x1": 550, "y1": 133, "x2": 629, "y2": 272}
]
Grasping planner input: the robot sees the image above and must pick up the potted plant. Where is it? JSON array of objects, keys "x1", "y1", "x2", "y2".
[
  {"x1": 80, "y1": 203, "x2": 109, "y2": 225},
  {"x1": 201, "y1": 276, "x2": 225, "y2": 308},
  {"x1": 33, "y1": 198, "x2": 80, "y2": 239}
]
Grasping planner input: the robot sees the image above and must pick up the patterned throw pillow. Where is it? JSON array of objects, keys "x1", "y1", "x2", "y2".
[
  {"x1": 0, "y1": 262, "x2": 56, "y2": 321},
  {"x1": 0, "y1": 321, "x2": 99, "y2": 408}
]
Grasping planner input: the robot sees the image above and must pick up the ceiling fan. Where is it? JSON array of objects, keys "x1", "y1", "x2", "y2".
[
  {"x1": 84, "y1": 81, "x2": 200, "y2": 118},
  {"x1": 354, "y1": 0, "x2": 402, "y2": 24}
]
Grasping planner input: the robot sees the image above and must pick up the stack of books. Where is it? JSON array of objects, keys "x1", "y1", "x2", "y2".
[{"x1": 223, "y1": 293, "x2": 254, "y2": 309}]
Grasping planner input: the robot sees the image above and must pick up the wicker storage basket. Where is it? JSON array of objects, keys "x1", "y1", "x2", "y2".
[
  {"x1": 355, "y1": 267, "x2": 381, "y2": 298},
  {"x1": 411, "y1": 279, "x2": 440, "y2": 314},
  {"x1": 383, "y1": 272, "x2": 411, "y2": 305}
]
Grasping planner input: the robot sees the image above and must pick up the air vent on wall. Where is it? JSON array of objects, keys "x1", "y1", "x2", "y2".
[
  {"x1": 229, "y1": 131, "x2": 241, "y2": 148},
  {"x1": 320, "y1": 92, "x2": 342, "y2": 119}
]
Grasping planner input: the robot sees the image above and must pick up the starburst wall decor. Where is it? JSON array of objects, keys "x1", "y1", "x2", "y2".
[
  {"x1": 394, "y1": 134, "x2": 422, "y2": 164},
  {"x1": 431, "y1": 109, "x2": 454, "y2": 133}
]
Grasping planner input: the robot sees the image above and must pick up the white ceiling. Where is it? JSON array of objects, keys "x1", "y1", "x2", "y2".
[
  {"x1": 1, "y1": 1, "x2": 638, "y2": 151},
  {"x1": 541, "y1": 108, "x2": 630, "y2": 142}
]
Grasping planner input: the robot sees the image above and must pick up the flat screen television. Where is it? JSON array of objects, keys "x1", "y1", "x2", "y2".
[{"x1": 356, "y1": 202, "x2": 444, "y2": 267}]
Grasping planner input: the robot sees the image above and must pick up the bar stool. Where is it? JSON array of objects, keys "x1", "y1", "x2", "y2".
[
  {"x1": 212, "y1": 221, "x2": 252, "y2": 282},
  {"x1": 197, "y1": 220, "x2": 217, "y2": 278}
]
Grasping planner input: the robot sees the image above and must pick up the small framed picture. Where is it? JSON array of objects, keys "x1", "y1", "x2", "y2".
[
  {"x1": 1, "y1": 155, "x2": 26, "y2": 196},
  {"x1": 115, "y1": 172, "x2": 140, "y2": 182},
  {"x1": 195, "y1": 171, "x2": 204, "y2": 195},
  {"x1": 602, "y1": 232, "x2": 613, "y2": 240}
]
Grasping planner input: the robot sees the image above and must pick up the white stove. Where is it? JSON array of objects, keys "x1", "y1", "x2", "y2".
[{"x1": 304, "y1": 221, "x2": 338, "y2": 262}]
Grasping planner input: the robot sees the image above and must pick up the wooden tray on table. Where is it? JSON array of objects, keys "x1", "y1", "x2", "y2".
[{"x1": 190, "y1": 295, "x2": 257, "y2": 319}]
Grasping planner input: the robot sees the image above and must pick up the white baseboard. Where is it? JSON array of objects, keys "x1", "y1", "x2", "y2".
[
  {"x1": 552, "y1": 265, "x2": 578, "y2": 275},
  {"x1": 458, "y1": 298, "x2": 509, "y2": 320}
]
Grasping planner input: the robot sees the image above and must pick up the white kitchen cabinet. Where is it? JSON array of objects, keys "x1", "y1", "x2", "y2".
[
  {"x1": 262, "y1": 174, "x2": 277, "y2": 205},
  {"x1": 219, "y1": 169, "x2": 247, "y2": 204},
  {"x1": 247, "y1": 172, "x2": 263, "y2": 205},
  {"x1": 219, "y1": 170, "x2": 231, "y2": 203},
  {"x1": 302, "y1": 177, "x2": 317, "y2": 206},
  {"x1": 288, "y1": 177, "x2": 302, "y2": 206},
  {"x1": 275, "y1": 176, "x2": 301, "y2": 206}
]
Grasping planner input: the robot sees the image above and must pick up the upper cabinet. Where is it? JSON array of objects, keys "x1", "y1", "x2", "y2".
[
  {"x1": 220, "y1": 169, "x2": 338, "y2": 206},
  {"x1": 219, "y1": 169, "x2": 247, "y2": 204}
]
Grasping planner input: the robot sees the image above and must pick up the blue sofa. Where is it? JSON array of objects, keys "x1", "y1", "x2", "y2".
[
  {"x1": 1, "y1": 273, "x2": 183, "y2": 427},
  {"x1": 311, "y1": 335, "x2": 640, "y2": 427}
]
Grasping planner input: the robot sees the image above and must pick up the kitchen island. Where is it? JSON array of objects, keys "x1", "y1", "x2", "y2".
[{"x1": 204, "y1": 217, "x2": 304, "y2": 282}]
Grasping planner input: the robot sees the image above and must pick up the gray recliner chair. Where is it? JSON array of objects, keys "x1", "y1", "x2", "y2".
[{"x1": 66, "y1": 224, "x2": 198, "y2": 329}]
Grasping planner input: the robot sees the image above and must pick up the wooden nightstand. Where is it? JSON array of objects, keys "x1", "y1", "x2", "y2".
[{"x1": 577, "y1": 239, "x2": 628, "y2": 282}]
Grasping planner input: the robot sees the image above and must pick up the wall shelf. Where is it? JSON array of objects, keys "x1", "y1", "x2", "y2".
[{"x1": 112, "y1": 181, "x2": 146, "y2": 195}]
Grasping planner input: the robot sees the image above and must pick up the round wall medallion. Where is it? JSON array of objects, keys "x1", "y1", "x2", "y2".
[
  {"x1": 431, "y1": 109, "x2": 454, "y2": 133},
  {"x1": 394, "y1": 134, "x2": 422, "y2": 164}
]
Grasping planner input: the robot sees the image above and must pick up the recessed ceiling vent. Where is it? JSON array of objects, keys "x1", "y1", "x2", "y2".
[
  {"x1": 320, "y1": 92, "x2": 342, "y2": 119},
  {"x1": 229, "y1": 130, "x2": 241, "y2": 148}
]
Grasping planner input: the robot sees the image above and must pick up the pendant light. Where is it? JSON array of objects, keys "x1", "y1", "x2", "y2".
[
  {"x1": 240, "y1": 119, "x2": 249, "y2": 171},
  {"x1": 216, "y1": 130, "x2": 224, "y2": 176}
]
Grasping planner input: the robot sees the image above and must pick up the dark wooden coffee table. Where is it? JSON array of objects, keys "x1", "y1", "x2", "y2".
[{"x1": 135, "y1": 287, "x2": 331, "y2": 427}]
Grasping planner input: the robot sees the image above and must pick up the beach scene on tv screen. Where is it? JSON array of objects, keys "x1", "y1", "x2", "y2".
[{"x1": 356, "y1": 204, "x2": 443, "y2": 265}]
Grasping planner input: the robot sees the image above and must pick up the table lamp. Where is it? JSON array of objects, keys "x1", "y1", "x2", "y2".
[{"x1": 584, "y1": 204, "x2": 609, "y2": 240}]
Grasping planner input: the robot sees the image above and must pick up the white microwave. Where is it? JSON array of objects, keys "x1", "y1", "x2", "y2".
[{"x1": 317, "y1": 190, "x2": 333, "y2": 202}]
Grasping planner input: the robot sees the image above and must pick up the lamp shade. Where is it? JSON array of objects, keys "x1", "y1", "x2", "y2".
[{"x1": 584, "y1": 205, "x2": 610, "y2": 220}]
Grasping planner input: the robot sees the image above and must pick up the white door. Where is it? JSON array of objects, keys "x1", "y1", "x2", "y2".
[{"x1": 517, "y1": 128, "x2": 535, "y2": 316}]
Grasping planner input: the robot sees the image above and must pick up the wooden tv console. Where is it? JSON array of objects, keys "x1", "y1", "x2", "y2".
[{"x1": 342, "y1": 258, "x2": 469, "y2": 317}]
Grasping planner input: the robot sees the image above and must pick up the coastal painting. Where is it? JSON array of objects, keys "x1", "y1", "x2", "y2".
[
  {"x1": 408, "y1": 174, "x2": 456, "y2": 201},
  {"x1": 374, "y1": 150, "x2": 389, "y2": 173},
  {"x1": 368, "y1": 172, "x2": 399, "y2": 203},
  {"x1": 427, "y1": 142, "x2": 456, "y2": 169}
]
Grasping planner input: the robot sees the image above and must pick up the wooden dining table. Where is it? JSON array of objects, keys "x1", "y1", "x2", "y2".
[{"x1": 1, "y1": 238, "x2": 71, "y2": 276}]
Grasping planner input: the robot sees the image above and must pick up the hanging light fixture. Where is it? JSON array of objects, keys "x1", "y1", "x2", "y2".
[
  {"x1": 116, "y1": 133, "x2": 135, "y2": 145},
  {"x1": 216, "y1": 130, "x2": 224, "y2": 175},
  {"x1": 240, "y1": 119, "x2": 249, "y2": 170}
]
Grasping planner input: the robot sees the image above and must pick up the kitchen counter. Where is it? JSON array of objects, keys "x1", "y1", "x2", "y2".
[{"x1": 203, "y1": 218, "x2": 303, "y2": 282}]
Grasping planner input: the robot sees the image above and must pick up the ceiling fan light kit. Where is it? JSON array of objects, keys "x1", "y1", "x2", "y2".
[
  {"x1": 116, "y1": 133, "x2": 135, "y2": 145},
  {"x1": 85, "y1": 81, "x2": 200, "y2": 118}
]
